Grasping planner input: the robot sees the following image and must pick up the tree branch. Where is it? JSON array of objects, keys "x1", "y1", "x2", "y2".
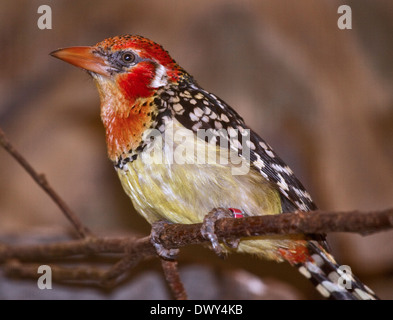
[
  {"x1": 160, "y1": 259, "x2": 188, "y2": 300},
  {"x1": 1, "y1": 192, "x2": 393, "y2": 292},
  {"x1": 1, "y1": 207, "x2": 392, "y2": 267},
  {"x1": 0, "y1": 127, "x2": 91, "y2": 238},
  {"x1": 156, "y1": 208, "x2": 393, "y2": 249}
]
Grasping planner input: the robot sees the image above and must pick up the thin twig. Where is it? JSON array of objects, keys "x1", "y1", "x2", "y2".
[
  {"x1": 161, "y1": 259, "x2": 188, "y2": 300},
  {"x1": 4, "y1": 259, "x2": 107, "y2": 283},
  {"x1": 0, "y1": 127, "x2": 92, "y2": 238},
  {"x1": 0, "y1": 236, "x2": 141, "y2": 262},
  {"x1": 100, "y1": 236, "x2": 154, "y2": 287}
]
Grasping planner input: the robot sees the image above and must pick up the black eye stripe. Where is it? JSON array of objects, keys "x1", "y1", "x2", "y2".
[{"x1": 95, "y1": 48, "x2": 150, "y2": 73}]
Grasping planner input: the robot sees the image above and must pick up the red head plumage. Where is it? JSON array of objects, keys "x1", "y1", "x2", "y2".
[{"x1": 51, "y1": 35, "x2": 188, "y2": 160}]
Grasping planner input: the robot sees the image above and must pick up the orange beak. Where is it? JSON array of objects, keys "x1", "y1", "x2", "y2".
[{"x1": 50, "y1": 46, "x2": 110, "y2": 77}]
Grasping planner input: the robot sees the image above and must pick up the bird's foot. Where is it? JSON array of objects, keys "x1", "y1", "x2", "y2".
[
  {"x1": 150, "y1": 220, "x2": 179, "y2": 260},
  {"x1": 201, "y1": 208, "x2": 243, "y2": 258}
]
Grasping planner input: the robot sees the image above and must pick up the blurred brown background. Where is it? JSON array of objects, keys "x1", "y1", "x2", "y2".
[{"x1": 0, "y1": 0, "x2": 392, "y2": 299}]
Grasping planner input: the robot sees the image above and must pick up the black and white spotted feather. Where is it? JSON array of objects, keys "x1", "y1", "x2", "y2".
[
  {"x1": 301, "y1": 241, "x2": 378, "y2": 300},
  {"x1": 153, "y1": 77, "x2": 379, "y2": 300},
  {"x1": 156, "y1": 78, "x2": 317, "y2": 214}
]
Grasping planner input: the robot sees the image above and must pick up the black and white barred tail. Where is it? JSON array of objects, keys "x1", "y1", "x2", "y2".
[{"x1": 297, "y1": 241, "x2": 379, "y2": 300}]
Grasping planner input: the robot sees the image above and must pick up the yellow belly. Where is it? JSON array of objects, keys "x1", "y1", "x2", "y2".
[{"x1": 116, "y1": 119, "x2": 304, "y2": 261}]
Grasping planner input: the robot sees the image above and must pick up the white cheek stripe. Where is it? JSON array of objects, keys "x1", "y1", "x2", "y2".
[{"x1": 150, "y1": 64, "x2": 168, "y2": 88}]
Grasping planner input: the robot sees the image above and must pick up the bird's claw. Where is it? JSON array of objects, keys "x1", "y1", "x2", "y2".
[
  {"x1": 150, "y1": 220, "x2": 179, "y2": 260},
  {"x1": 201, "y1": 208, "x2": 242, "y2": 258}
]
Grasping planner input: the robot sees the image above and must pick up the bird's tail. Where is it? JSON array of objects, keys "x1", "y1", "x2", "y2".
[{"x1": 296, "y1": 240, "x2": 378, "y2": 300}]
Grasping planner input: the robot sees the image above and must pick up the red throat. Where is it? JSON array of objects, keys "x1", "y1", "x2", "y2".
[
  {"x1": 102, "y1": 98, "x2": 156, "y2": 161},
  {"x1": 99, "y1": 62, "x2": 157, "y2": 161}
]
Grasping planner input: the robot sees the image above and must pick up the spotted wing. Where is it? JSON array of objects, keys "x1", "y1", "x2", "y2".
[{"x1": 159, "y1": 80, "x2": 317, "y2": 212}]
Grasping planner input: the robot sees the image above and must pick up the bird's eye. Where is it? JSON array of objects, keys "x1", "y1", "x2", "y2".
[{"x1": 121, "y1": 52, "x2": 135, "y2": 64}]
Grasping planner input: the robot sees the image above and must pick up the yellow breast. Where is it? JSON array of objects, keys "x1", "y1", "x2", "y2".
[{"x1": 116, "y1": 119, "x2": 303, "y2": 260}]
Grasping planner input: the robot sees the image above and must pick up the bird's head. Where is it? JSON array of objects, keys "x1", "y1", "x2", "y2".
[
  {"x1": 51, "y1": 35, "x2": 184, "y2": 100},
  {"x1": 51, "y1": 35, "x2": 186, "y2": 161}
]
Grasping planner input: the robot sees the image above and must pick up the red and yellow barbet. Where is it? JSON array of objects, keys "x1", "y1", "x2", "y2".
[{"x1": 51, "y1": 35, "x2": 378, "y2": 300}]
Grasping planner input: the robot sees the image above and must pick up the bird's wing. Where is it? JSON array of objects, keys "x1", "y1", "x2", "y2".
[{"x1": 158, "y1": 80, "x2": 317, "y2": 213}]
